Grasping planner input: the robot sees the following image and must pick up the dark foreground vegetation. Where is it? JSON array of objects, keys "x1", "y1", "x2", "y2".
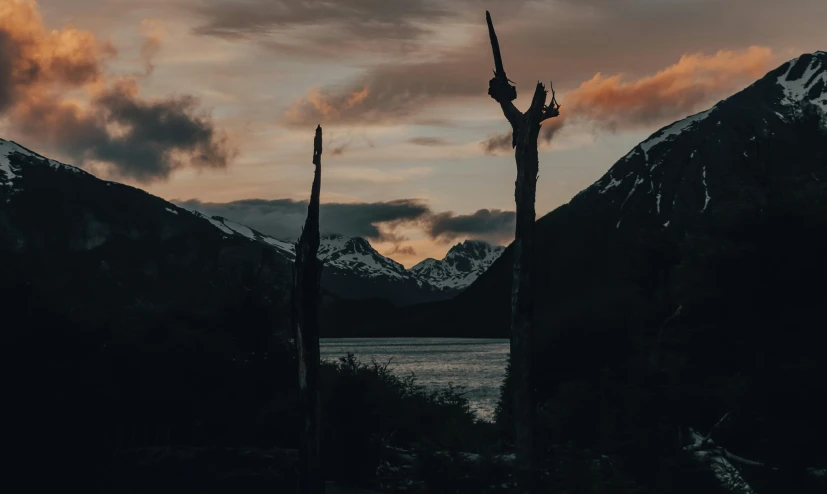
[{"x1": 9, "y1": 252, "x2": 825, "y2": 493}]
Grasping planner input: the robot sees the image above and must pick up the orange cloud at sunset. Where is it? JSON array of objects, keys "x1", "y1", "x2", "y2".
[
  {"x1": 285, "y1": 85, "x2": 376, "y2": 126},
  {"x1": 0, "y1": 0, "x2": 233, "y2": 182},
  {"x1": 0, "y1": 0, "x2": 114, "y2": 105},
  {"x1": 565, "y1": 46, "x2": 773, "y2": 127},
  {"x1": 481, "y1": 47, "x2": 774, "y2": 155}
]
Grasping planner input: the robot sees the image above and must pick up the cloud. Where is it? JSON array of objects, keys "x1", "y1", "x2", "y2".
[
  {"x1": 481, "y1": 131, "x2": 512, "y2": 155},
  {"x1": 384, "y1": 244, "x2": 417, "y2": 257},
  {"x1": 481, "y1": 114, "x2": 567, "y2": 155},
  {"x1": 479, "y1": 47, "x2": 771, "y2": 155},
  {"x1": 177, "y1": 198, "x2": 432, "y2": 241},
  {"x1": 407, "y1": 136, "x2": 449, "y2": 146},
  {"x1": 178, "y1": 198, "x2": 517, "y2": 246},
  {"x1": 283, "y1": 55, "x2": 487, "y2": 127},
  {"x1": 277, "y1": 0, "x2": 822, "y2": 134},
  {"x1": 191, "y1": 0, "x2": 450, "y2": 49},
  {"x1": 0, "y1": 0, "x2": 234, "y2": 183},
  {"x1": 286, "y1": 41, "x2": 773, "y2": 136},
  {"x1": 426, "y1": 208, "x2": 515, "y2": 243},
  {"x1": 327, "y1": 166, "x2": 434, "y2": 185},
  {"x1": 138, "y1": 19, "x2": 164, "y2": 76},
  {"x1": 564, "y1": 46, "x2": 774, "y2": 128}
]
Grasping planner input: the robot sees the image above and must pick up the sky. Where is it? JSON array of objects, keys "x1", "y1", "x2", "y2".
[{"x1": 1, "y1": 0, "x2": 825, "y2": 267}]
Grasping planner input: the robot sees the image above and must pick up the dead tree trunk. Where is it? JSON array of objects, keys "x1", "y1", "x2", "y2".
[
  {"x1": 293, "y1": 125, "x2": 325, "y2": 494},
  {"x1": 485, "y1": 11, "x2": 561, "y2": 494}
]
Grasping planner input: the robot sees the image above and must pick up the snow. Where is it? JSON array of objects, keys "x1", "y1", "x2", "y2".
[
  {"x1": 189, "y1": 211, "x2": 234, "y2": 236},
  {"x1": 663, "y1": 221, "x2": 670, "y2": 227},
  {"x1": 175, "y1": 205, "x2": 497, "y2": 291},
  {"x1": 620, "y1": 175, "x2": 645, "y2": 210},
  {"x1": 410, "y1": 240, "x2": 504, "y2": 290},
  {"x1": 685, "y1": 429, "x2": 757, "y2": 494},
  {"x1": 177, "y1": 206, "x2": 294, "y2": 256},
  {"x1": 315, "y1": 235, "x2": 410, "y2": 281},
  {"x1": 165, "y1": 207, "x2": 178, "y2": 215},
  {"x1": 598, "y1": 175, "x2": 624, "y2": 194},
  {"x1": 777, "y1": 54, "x2": 827, "y2": 126},
  {"x1": 622, "y1": 147, "x2": 639, "y2": 161},
  {"x1": 702, "y1": 166, "x2": 711, "y2": 212},
  {"x1": 205, "y1": 216, "x2": 234, "y2": 235},
  {"x1": 0, "y1": 143, "x2": 19, "y2": 187},
  {"x1": 261, "y1": 236, "x2": 296, "y2": 254},
  {"x1": 615, "y1": 175, "x2": 645, "y2": 229},
  {"x1": 0, "y1": 139, "x2": 34, "y2": 188},
  {"x1": 639, "y1": 108, "x2": 713, "y2": 162},
  {"x1": 1, "y1": 138, "x2": 89, "y2": 194},
  {"x1": 743, "y1": 151, "x2": 748, "y2": 157},
  {"x1": 656, "y1": 191, "x2": 662, "y2": 214},
  {"x1": 47, "y1": 158, "x2": 85, "y2": 174},
  {"x1": 222, "y1": 219, "x2": 257, "y2": 240}
]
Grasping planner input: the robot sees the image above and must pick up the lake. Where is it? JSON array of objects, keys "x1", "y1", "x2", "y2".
[{"x1": 320, "y1": 338, "x2": 510, "y2": 422}]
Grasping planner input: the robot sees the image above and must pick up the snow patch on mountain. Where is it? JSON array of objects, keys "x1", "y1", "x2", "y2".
[
  {"x1": 702, "y1": 166, "x2": 711, "y2": 212},
  {"x1": 1, "y1": 141, "x2": 23, "y2": 187},
  {"x1": 639, "y1": 108, "x2": 714, "y2": 163},
  {"x1": 317, "y1": 235, "x2": 411, "y2": 280},
  {"x1": 410, "y1": 240, "x2": 505, "y2": 291},
  {"x1": 196, "y1": 212, "x2": 235, "y2": 236},
  {"x1": 777, "y1": 53, "x2": 827, "y2": 126},
  {"x1": 259, "y1": 236, "x2": 296, "y2": 254},
  {"x1": 1, "y1": 139, "x2": 89, "y2": 184}
]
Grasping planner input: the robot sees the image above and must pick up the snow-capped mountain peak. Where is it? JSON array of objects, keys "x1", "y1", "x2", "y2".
[
  {"x1": 410, "y1": 239, "x2": 504, "y2": 291},
  {"x1": 578, "y1": 51, "x2": 827, "y2": 231},
  {"x1": 1, "y1": 139, "x2": 88, "y2": 198},
  {"x1": 776, "y1": 52, "x2": 827, "y2": 125},
  {"x1": 316, "y1": 234, "x2": 409, "y2": 280}
]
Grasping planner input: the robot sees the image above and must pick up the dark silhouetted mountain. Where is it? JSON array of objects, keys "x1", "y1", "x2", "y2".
[{"x1": 1, "y1": 138, "x2": 296, "y2": 347}]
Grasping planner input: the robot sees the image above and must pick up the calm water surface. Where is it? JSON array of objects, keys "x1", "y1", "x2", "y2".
[{"x1": 320, "y1": 338, "x2": 509, "y2": 422}]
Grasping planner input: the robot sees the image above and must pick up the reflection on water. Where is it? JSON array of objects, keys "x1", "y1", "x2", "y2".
[{"x1": 320, "y1": 337, "x2": 509, "y2": 422}]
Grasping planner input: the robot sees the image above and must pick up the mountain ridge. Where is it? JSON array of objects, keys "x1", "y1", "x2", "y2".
[
  {"x1": 2, "y1": 137, "x2": 504, "y2": 306},
  {"x1": 410, "y1": 239, "x2": 505, "y2": 291}
]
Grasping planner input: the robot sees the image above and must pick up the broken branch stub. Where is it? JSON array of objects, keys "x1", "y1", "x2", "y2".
[{"x1": 486, "y1": 11, "x2": 517, "y2": 103}]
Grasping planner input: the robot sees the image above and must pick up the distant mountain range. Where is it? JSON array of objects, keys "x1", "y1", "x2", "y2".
[
  {"x1": 1, "y1": 138, "x2": 503, "y2": 311},
  {"x1": 307, "y1": 235, "x2": 503, "y2": 306},
  {"x1": 174, "y1": 203, "x2": 505, "y2": 305}
]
